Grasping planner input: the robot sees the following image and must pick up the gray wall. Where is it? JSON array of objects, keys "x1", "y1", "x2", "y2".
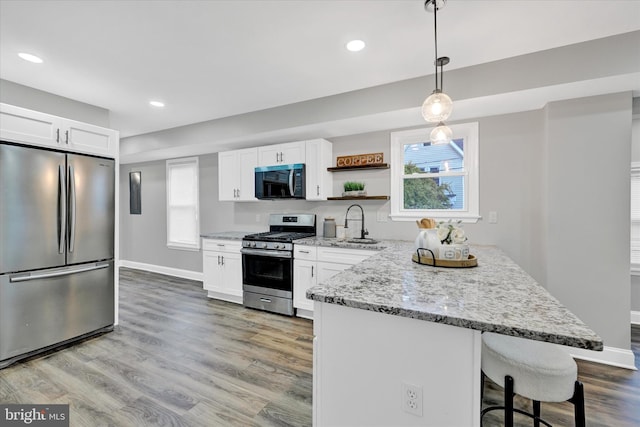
[
  {"x1": 544, "y1": 93, "x2": 631, "y2": 348},
  {"x1": 0, "y1": 79, "x2": 110, "y2": 127},
  {"x1": 119, "y1": 92, "x2": 634, "y2": 350},
  {"x1": 631, "y1": 100, "x2": 640, "y2": 313}
]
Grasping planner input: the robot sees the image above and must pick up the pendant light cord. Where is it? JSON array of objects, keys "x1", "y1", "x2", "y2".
[{"x1": 433, "y1": 0, "x2": 439, "y2": 91}]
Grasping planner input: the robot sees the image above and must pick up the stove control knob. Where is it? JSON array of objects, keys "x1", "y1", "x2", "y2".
[
  {"x1": 261, "y1": 242, "x2": 268, "y2": 248},
  {"x1": 274, "y1": 243, "x2": 280, "y2": 249},
  {"x1": 250, "y1": 242, "x2": 257, "y2": 248}
]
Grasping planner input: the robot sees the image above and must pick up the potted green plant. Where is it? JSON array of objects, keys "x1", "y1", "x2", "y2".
[{"x1": 343, "y1": 181, "x2": 366, "y2": 197}]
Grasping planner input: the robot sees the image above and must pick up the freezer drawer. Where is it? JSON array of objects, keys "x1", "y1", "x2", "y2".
[{"x1": 0, "y1": 261, "x2": 114, "y2": 367}]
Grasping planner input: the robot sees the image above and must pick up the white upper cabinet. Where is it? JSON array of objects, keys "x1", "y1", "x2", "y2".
[
  {"x1": 64, "y1": 118, "x2": 118, "y2": 157},
  {"x1": 0, "y1": 103, "x2": 118, "y2": 158},
  {"x1": 305, "y1": 138, "x2": 333, "y2": 201},
  {"x1": 218, "y1": 147, "x2": 258, "y2": 201},
  {"x1": 257, "y1": 141, "x2": 306, "y2": 166},
  {"x1": 220, "y1": 139, "x2": 332, "y2": 201}
]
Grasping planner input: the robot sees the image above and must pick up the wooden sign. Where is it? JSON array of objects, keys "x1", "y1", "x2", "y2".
[{"x1": 336, "y1": 152, "x2": 384, "y2": 168}]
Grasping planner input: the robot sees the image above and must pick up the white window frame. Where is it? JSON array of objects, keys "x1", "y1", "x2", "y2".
[
  {"x1": 631, "y1": 162, "x2": 640, "y2": 275},
  {"x1": 390, "y1": 122, "x2": 480, "y2": 223},
  {"x1": 166, "y1": 157, "x2": 200, "y2": 251}
]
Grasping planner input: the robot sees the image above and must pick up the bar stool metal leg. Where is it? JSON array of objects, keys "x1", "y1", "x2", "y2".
[
  {"x1": 504, "y1": 375, "x2": 514, "y2": 427},
  {"x1": 533, "y1": 400, "x2": 541, "y2": 427}
]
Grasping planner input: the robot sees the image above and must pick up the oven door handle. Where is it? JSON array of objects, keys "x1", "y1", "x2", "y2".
[{"x1": 241, "y1": 248, "x2": 292, "y2": 258}]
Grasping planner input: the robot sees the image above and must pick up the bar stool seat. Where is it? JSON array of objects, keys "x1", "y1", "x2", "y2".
[{"x1": 481, "y1": 332, "x2": 586, "y2": 427}]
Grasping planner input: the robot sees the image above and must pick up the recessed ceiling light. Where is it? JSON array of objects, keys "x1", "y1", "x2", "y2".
[
  {"x1": 18, "y1": 52, "x2": 43, "y2": 63},
  {"x1": 346, "y1": 40, "x2": 365, "y2": 52},
  {"x1": 149, "y1": 100, "x2": 165, "y2": 108}
]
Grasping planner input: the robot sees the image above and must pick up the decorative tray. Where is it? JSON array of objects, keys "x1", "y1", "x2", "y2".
[{"x1": 412, "y1": 249, "x2": 478, "y2": 268}]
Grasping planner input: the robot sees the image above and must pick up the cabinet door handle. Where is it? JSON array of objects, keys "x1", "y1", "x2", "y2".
[
  {"x1": 221, "y1": 256, "x2": 225, "y2": 266},
  {"x1": 56, "y1": 128, "x2": 60, "y2": 143},
  {"x1": 311, "y1": 265, "x2": 314, "y2": 277},
  {"x1": 217, "y1": 255, "x2": 221, "y2": 265},
  {"x1": 65, "y1": 130, "x2": 69, "y2": 144},
  {"x1": 236, "y1": 188, "x2": 240, "y2": 198},
  {"x1": 317, "y1": 185, "x2": 320, "y2": 196}
]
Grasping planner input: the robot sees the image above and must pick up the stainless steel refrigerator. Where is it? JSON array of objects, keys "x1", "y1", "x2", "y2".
[{"x1": 0, "y1": 142, "x2": 115, "y2": 368}]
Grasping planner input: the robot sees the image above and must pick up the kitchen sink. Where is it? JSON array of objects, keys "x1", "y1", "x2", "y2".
[{"x1": 346, "y1": 238, "x2": 379, "y2": 244}]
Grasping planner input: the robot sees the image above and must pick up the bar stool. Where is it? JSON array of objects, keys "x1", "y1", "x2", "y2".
[{"x1": 481, "y1": 332, "x2": 586, "y2": 427}]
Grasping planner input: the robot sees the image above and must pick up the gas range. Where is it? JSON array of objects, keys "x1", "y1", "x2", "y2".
[
  {"x1": 242, "y1": 214, "x2": 316, "y2": 252},
  {"x1": 242, "y1": 231, "x2": 316, "y2": 251},
  {"x1": 241, "y1": 214, "x2": 316, "y2": 316}
]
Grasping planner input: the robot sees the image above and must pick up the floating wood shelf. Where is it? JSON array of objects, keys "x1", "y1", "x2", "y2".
[
  {"x1": 327, "y1": 196, "x2": 390, "y2": 201},
  {"x1": 327, "y1": 164, "x2": 390, "y2": 172}
]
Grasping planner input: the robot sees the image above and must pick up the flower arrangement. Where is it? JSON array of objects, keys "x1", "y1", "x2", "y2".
[{"x1": 436, "y1": 220, "x2": 467, "y2": 245}]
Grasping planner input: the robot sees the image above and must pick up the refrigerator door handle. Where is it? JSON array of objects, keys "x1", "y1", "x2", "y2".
[
  {"x1": 68, "y1": 165, "x2": 76, "y2": 253},
  {"x1": 58, "y1": 164, "x2": 66, "y2": 254},
  {"x1": 9, "y1": 262, "x2": 110, "y2": 283}
]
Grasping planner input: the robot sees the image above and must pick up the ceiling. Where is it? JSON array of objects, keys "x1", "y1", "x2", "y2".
[{"x1": 1, "y1": 0, "x2": 640, "y2": 139}]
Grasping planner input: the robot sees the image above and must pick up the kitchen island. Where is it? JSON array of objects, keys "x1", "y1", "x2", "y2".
[{"x1": 306, "y1": 242, "x2": 602, "y2": 427}]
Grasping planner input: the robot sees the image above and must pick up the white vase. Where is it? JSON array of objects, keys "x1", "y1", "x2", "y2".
[
  {"x1": 415, "y1": 229, "x2": 441, "y2": 258},
  {"x1": 415, "y1": 229, "x2": 469, "y2": 260}
]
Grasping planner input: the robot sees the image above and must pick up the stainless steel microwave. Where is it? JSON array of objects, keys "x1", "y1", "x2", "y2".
[{"x1": 255, "y1": 163, "x2": 305, "y2": 199}]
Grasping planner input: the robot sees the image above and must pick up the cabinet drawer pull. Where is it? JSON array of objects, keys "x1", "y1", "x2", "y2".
[
  {"x1": 260, "y1": 298, "x2": 272, "y2": 303},
  {"x1": 299, "y1": 250, "x2": 310, "y2": 254}
]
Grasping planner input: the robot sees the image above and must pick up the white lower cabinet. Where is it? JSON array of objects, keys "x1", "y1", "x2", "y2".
[
  {"x1": 293, "y1": 245, "x2": 376, "y2": 318},
  {"x1": 202, "y1": 238, "x2": 243, "y2": 304},
  {"x1": 293, "y1": 246, "x2": 318, "y2": 315}
]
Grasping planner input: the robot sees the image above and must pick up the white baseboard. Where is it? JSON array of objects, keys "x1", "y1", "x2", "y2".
[
  {"x1": 569, "y1": 345, "x2": 637, "y2": 371},
  {"x1": 632, "y1": 310, "x2": 640, "y2": 325},
  {"x1": 119, "y1": 260, "x2": 203, "y2": 282}
]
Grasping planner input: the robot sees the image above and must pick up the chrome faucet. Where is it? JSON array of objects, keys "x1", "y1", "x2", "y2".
[{"x1": 344, "y1": 204, "x2": 369, "y2": 239}]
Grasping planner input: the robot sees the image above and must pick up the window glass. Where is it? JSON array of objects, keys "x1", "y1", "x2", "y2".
[
  {"x1": 390, "y1": 123, "x2": 479, "y2": 222},
  {"x1": 166, "y1": 157, "x2": 200, "y2": 250}
]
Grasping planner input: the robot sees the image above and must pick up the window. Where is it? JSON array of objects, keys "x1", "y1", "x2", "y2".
[
  {"x1": 166, "y1": 157, "x2": 200, "y2": 250},
  {"x1": 390, "y1": 122, "x2": 479, "y2": 222},
  {"x1": 631, "y1": 163, "x2": 640, "y2": 273}
]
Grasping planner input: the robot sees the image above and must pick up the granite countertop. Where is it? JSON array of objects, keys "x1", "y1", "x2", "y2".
[
  {"x1": 306, "y1": 241, "x2": 603, "y2": 351},
  {"x1": 294, "y1": 236, "x2": 388, "y2": 251},
  {"x1": 200, "y1": 231, "x2": 251, "y2": 241}
]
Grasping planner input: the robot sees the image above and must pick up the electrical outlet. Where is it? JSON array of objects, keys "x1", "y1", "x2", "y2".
[
  {"x1": 489, "y1": 211, "x2": 498, "y2": 224},
  {"x1": 377, "y1": 210, "x2": 388, "y2": 222},
  {"x1": 401, "y1": 382, "x2": 423, "y2": 416}
]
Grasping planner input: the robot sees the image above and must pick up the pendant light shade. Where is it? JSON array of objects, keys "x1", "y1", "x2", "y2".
[
  {"x1": 430, "y1": 122, "x2": 453, "y2": 145},
  {"x1": 422, "y1": 0, "x2": 453, "y2": 128},
  {"x1": 422, "y1": 90, "x2": 453, "y2": 122}
]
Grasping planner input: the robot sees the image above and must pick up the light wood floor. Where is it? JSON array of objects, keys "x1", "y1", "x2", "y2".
[{"x1": 1, "y1": 268, "x2": 639, "y2": 426}]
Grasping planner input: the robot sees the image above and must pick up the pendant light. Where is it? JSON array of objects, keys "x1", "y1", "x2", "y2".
[{"x1": 422, "y1": 0, "x2": 453, "y2": 144}]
